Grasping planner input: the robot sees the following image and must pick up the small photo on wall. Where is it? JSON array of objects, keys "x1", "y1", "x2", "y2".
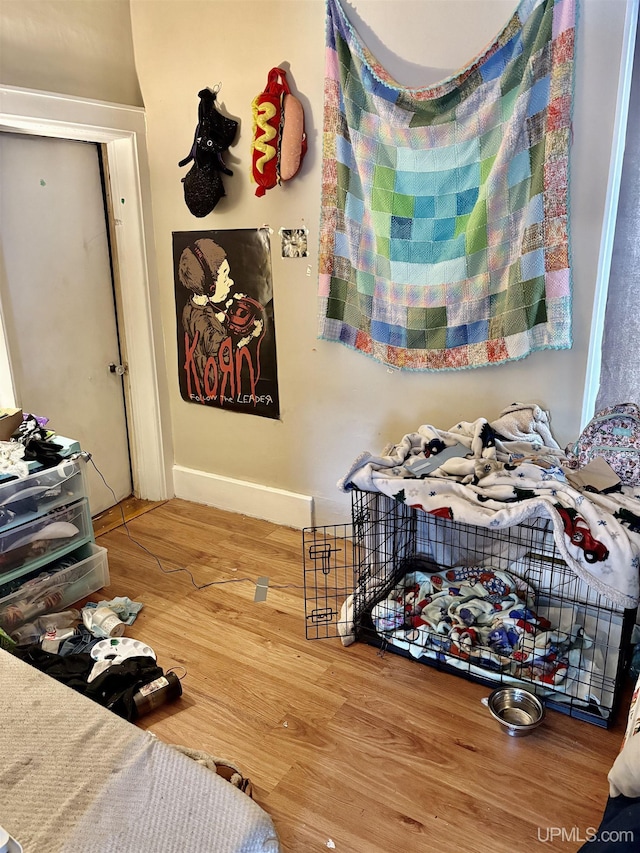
[
  {"x1": 280, "y1": 228, "x2": 308, "y2": 258},
  {"x1": 173, "y1": 228, "x2": 280, "y2": 420}
]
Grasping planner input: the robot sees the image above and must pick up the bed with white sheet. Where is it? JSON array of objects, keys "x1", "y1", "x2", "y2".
[{"x1": 0, "y1": 650, "x2": 281, "y2": 853}]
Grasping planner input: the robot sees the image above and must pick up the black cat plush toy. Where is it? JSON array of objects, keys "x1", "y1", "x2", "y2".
[{"x1": 179, "y1": 87, "x2": 238, "y2": 217}]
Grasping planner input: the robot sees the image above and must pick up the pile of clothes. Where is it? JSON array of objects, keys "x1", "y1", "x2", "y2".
[{"x1": 5, "y1": 596, "x2": 175, "y2": 722}]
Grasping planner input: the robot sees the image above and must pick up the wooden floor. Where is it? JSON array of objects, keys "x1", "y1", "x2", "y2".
[
  {"x1": 92, "y1": 495, "x2": 165, "y2": 537},
  {"x1": 95, "y1": 498, "x2": 630, "y2": 853}
]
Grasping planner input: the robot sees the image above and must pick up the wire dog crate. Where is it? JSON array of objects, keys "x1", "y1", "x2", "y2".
[{"x1": 303, "y1": 489, "x2": 637, "y2": 727}]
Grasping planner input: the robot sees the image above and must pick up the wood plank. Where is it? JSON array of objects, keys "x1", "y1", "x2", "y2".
[
  {"x1": 95, "y1": 498, "x2": 629, "y2": 853},
  {"x1": 92, "y1": 495, "x2": 165, "y2": 537}
]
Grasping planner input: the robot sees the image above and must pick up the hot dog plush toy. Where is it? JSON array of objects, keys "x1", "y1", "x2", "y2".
[{"x1": 251, "y1": 67, "x2": 307, "y2": 197}]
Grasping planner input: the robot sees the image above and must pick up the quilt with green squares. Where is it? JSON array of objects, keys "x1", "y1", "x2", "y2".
[{"x1": 318, "y1": 0, "x2": 576, "y2": 370}]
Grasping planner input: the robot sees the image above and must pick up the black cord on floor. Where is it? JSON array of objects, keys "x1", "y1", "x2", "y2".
[{"x1": 87, "y1": 454, "x2": 304, "y2": 593}]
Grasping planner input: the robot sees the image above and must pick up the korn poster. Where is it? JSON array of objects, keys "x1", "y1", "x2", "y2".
[{"x1": 173, "y1": 228, "x2": 280, "y2": 419}]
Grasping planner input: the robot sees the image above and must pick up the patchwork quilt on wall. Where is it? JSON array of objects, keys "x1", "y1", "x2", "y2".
[{"x1": 318, "y1": 0, "x2": 576, "y2": 370}]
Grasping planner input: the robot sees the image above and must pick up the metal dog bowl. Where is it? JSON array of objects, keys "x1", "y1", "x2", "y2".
[{"x1": 482, "y1": 687, "x2": 545, "y2": 737}]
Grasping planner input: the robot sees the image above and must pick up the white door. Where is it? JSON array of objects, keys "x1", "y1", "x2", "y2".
[{"x1": 0, "y1": 131, "x2": 132, "y2": 515}]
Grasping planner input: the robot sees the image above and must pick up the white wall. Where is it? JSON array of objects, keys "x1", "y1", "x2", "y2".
[
  {"x1": 0, "y1": 0, "x2": 142, "y2": 106},
  {"x1": 129, "y1": 0, "x2": 629, "y2": 526}
]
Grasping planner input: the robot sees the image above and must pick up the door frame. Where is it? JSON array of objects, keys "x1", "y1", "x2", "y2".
[{"x1": 0, "y1": 85, "x2": 172, "y2": 501}]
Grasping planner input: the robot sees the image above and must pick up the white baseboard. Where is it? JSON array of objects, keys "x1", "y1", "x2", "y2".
[{"x1": 172, "y1": 465, "x2": 313, "y2": 529}]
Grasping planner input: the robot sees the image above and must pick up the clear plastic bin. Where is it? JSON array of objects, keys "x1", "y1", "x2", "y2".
[
  {"x1": 0, "y1": 457, "x2": 86, "y2": 534},
  {"x1": 0, "y1": 498, "x2": 93, "y2": 584},
  {"x1": 0, "y1": 542, "x2": 109, "y2": 632}
]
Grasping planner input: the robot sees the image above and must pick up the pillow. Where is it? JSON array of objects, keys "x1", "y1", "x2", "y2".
[{"x1": 608, "y1": 675, "x2": 640, "y2": 797}]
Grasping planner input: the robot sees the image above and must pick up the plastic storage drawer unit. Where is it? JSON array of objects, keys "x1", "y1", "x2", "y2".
[
  {"x1": 0, "y1": 498, "x2": 93, "y2": 584},
  {"x1": 0, "y1": 542, "x2": 110, "y2": 633},
  {"x1": 0, "y1": 457, "x2": 87, "y2": 535}
]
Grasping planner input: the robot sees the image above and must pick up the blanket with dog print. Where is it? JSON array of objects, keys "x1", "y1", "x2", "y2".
[{"x1": 339, "y1": 409, "x2": 640, "y2": 608}]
